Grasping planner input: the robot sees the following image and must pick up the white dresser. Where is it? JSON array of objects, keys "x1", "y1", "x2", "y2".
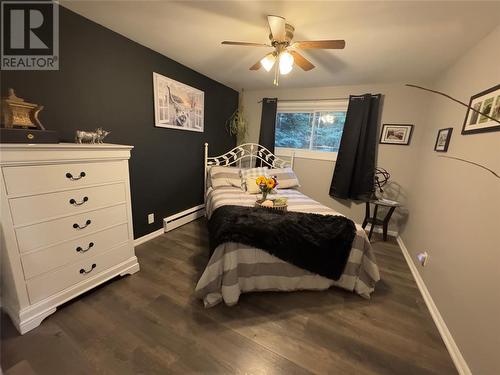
[{"x1": 0, "y1": 143, "x2": 139, "y2": 334}]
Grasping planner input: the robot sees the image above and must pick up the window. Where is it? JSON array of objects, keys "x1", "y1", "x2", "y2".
[{"x1": 275, "y1": 99, "x2": 348, "y2": 161}]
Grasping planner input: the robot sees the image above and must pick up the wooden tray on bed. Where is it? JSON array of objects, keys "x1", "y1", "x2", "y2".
[{"x1": 255, "y1": 199, "x2": 288, "y2": 212}]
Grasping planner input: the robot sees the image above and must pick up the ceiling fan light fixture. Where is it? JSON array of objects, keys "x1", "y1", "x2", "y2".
[
  {"x1": 260, "y1": 53, "x2": 276, "y2": 72},
  {"x1": 222, "y1": 15, "x2": 344, "y2": 84},
  {"x1": 279, "y1": 51, "x2": 294, "y2": 75}
]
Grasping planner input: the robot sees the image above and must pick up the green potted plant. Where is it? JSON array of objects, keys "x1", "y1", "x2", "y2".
[{"x1": 226, "y1": 89, "x2": 247, "y2": 141}]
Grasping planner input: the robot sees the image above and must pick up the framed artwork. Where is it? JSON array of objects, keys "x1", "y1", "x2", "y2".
[
  {"x1": 153, "y1": 72, "x2": 204, "y2": 132},
  {"x1": 462, "y1": 84, "x2": 500, "y2": 135},
  {"x1": 434, "y1": 127, "x2": 453, "y2": 152},
  {"x1": 379, "y1": 124, "x2": 414, "y2": 145}
]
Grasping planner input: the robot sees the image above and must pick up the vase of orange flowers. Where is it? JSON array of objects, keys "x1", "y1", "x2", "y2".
[{"x1": 256, "y1": 175, "x2": 277, "y2": 201}]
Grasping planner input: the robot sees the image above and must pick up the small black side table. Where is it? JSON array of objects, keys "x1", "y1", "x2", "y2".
[{"x1": 362, "y1": 199, "x2": 401, "y2": 241}]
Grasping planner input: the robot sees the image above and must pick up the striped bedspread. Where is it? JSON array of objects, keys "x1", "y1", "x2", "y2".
[{"x1": 195, "y1": 187, "x2": 380, "y2": 307}]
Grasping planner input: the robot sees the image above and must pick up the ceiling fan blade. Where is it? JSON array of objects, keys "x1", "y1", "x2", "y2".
[
  {"x1": 267, "y1": 15, "x2": 286, "y2": 41},
  {"x1": 289, "y1": 51, "x2": 315, "y2": 71},
  {"x1": 291, "y1": 40, "x2": 346, "y2": 49},
  {"x1": 249, "y1": 60, "x2": 262, "y2": 71},
  {"x1": 221, "y1": 41, "x2": 271, "y2": 47}
]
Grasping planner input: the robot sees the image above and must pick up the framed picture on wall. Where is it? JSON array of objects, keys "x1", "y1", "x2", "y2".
[
  {"x1": 434, "y1": 127, "x2": 453, "y2": 152},
  {"x1": 379, "y1": 124, "x2": 414, "y2": 145},
  {"x1": 153, "y1": 72, "x2": 204, "y2": 132},
  {"x1": 462, "y1": 84, "x2": 500, "y2": 135}
]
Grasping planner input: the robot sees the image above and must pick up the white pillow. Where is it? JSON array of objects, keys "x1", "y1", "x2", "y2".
[
  {"x1": 268, "y1": 167, "x2": 300, "y2": 189},
  {"x1": 240, "y1": 167, "x2": 268, "y2": 191},
  {"x1": 245, "y1": 176, "x2": 262, "y2": 194},
  {"x1": 209, "y1": 166, "x2": 241, "y2": 189}
]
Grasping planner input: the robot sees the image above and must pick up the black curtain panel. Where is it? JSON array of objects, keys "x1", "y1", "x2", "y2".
[
  {"x1": 258, "y1": 98, "x2": 278, "y2": 152},
  {"x1": 329, "y1": 94, "x2": 381, "y2": 200}
]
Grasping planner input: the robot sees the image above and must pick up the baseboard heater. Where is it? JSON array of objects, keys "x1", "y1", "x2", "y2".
[{"x1": 163, "y1": 204, "x2": 205, "y2": 232}]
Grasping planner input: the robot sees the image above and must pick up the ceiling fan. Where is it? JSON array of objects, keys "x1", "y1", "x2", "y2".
[{"x1": 221, "y1": 15, "x2": 345, "y2": 86}]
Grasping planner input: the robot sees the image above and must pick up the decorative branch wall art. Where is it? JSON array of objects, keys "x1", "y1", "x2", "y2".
[
  {"x1": 405, "y1": 83, "x2": 500, "y2": 180},
  {"x1": 405, "y1": 84, "x2": 500, "y2": 131},
  {"x1": 438, "y1": 155, "x2": 499, "y2": 180}
]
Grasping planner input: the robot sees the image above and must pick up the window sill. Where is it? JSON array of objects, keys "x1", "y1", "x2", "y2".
[{"x1": 275, "y1": 147, "x2": 338, "y2": 162}]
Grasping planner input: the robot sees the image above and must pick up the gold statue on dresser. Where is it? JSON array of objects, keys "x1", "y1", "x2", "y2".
[{"x1": 0, "y1": 88, "x2": 45, "y2": 129}]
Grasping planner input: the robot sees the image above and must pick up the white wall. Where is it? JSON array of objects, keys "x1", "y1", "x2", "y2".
[
  {"x1": 242, "y1": 83, "x2": 431, "y2": 230},
  {"x1": 243, "y1": 25, "x2": 499, "y2": 374},
  {"x1": 401, "y1": 25, "x2": 500, "y2": 375}
]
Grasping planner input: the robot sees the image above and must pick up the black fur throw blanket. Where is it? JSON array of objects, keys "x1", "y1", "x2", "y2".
[{"x1": 208, "y1": 205, "x2": 357, "y2": 280}]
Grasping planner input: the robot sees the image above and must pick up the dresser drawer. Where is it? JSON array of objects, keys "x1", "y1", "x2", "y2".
[
  {"x1": 15, "y1": 204, "x2": 128, "y2": 253},
  {"x1": 3, "y1": 161, "x2": 128, "y2": 196},
  {"x1": 10, "y1": 183, "x2": 126, "y2": 226},
  {"x1": 26, "y1": 243, "x2": 134, "y2": 304},
  {"x1": 21, "y1": 223, "x2": 130, "y2": 279}
]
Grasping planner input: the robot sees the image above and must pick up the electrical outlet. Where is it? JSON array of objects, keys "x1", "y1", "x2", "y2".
[
  {"x1": 148, "y1": 213, "x2": 155, "y2": 224},
  {"x1": 417, "y1": 252, "x2": 429, "y2": 267}
]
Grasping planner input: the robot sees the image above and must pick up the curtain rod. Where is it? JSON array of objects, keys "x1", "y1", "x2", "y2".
[{"x1": 257, "y1": 97, "x2": 348, "y2": 104}]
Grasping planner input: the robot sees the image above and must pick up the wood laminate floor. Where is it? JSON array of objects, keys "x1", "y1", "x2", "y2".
[{"x1": 1, "y1": 219, "x2": 457, "y2": 375}]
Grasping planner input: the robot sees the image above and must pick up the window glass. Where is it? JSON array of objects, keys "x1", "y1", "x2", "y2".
[
  {"x1": 275, "y1": 105, "x2": 347, "y2": 154},
  {"x1": 275, "y1": 112, "x2": 313, "y2": 149},
  {"x1": 311, "y1": 111, "x2": 347, "y2": 152}
]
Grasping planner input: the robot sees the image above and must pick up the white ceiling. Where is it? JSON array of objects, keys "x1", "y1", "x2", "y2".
[{"x1": 62, "y1": 1, "x2": 500, "y2": 91}]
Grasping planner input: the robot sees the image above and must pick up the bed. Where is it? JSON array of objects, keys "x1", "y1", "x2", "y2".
[{"x1": 195, "y1": 143, "x2": 380, "y2": 307}]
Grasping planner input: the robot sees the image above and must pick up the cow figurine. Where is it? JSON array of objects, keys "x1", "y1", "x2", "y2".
[{"x1": 75, "y1": 128, "x2": 111, "y2": 144}]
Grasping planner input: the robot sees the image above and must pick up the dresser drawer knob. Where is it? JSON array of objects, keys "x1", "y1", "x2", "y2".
[
  {"x1": 66, "y1": 172, "x2": 86, "y2": 180},
  {"x1": 69, "y1": 196, "x2": 88, "y2": 206},
  {"x1": 73, "y1": 219, "x2": 91, "y2": 229},
  {"x1": 76, "y1": 242, "x2": 94, "y2": 253},
  {"x1": 80, "y1": 264, "x2": 96, "y2": 274}
]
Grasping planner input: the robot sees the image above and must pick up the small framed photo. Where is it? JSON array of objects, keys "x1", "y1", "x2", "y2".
[
  {"x1": 462, "y1": 84, "x2": 500, "y2": 135},
  {"x1": 379, "y1": 124, "x2": 414, "y2": 145},
  {"x1": 434, "y1": 127, "x2": 453, "y2": 152}
]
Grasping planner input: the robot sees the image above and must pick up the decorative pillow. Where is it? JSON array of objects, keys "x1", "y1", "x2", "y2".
[
  {"x1": 209, "y1": 166, "x2": 241, "y2": 189},
  {"x1": 240, "y1": 167, "x2": 268, "y2": 191},
  {"x1": 268, "y1": 167, "x2": 300, "y2": 189},
  {"x1": 245, "y1": 176, "x2": 262, "y2": 194}
]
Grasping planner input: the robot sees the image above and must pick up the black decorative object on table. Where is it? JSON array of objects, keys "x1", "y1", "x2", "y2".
[
  {"x1": 373, "y1": 167, "x2": 390, "y2": 199},
  {"x1": 362, "y1": 199, "x2": 401, "y2": 241}
]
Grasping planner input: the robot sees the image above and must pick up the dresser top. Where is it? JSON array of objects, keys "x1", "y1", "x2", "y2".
[
  {"x1": 0, "y1": 143, "x2": 133, "y2": 165},
  {"x1": 0, "y1": 143, "x2": 133, "y2": 150}
]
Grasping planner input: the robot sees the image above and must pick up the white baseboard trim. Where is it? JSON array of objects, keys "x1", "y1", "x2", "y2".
[
  {"x1": 364, "y1": 224, "x2": 398, "y2": 238},
  {"x1": 396, "y1": 236, "x2": 471, "y2": 375},
  {"x1": 134, "y1": 205, "x2": 206, "y2": 245},
  {"x1": 164, "y1": 204, "x2": 205, "y2": 232},
  {"x1": 134, "y1": 228, "x2": 164, "y2": 246}
]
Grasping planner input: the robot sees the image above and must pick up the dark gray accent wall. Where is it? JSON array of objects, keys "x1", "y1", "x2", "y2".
[{"x1": 1, "y1": 6, "x2": 238, "y2": 238}]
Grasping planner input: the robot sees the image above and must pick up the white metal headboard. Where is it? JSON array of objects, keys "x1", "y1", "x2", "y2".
[{"x1": 204, "y1": 143, "x2": 294, "y2": 191}]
